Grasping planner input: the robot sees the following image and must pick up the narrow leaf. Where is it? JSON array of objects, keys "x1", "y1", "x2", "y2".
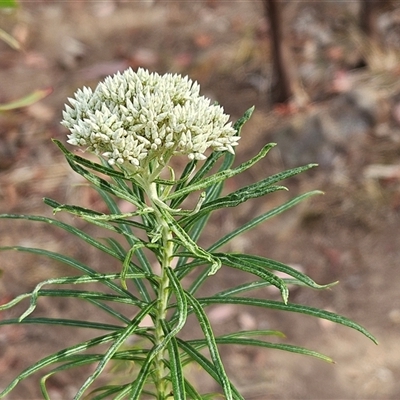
[
  {"x1": 0, "y1": 27, "x2": 20, "y2": 50},
  {"x1": 120, "y1": 352, "x2": 154, "y2": 400},
  {"x1": 180, "y1": 191, "x2": 322, "y2": 295},
  {"x1": 53, "y1": 140, "x2": 127, "y2": 180},
  {"x1": 182, "y1": 185, "x2": 287, "y2": 228},
  {"x1": 18, "y1": 272, "x2": 149, "y2": 320},
  {"x1": 53, "y1": 142, "x2": 143, "y2": 209},
  {"x1": 233, "y1": 106, "x2": 255, "y2": 135},
  {"x1": 177, "y1": 339, "x2": 244, "y2": 400},
  {"x1": 44, "y1": 197, "x2": 151, "y2": 228},
  {"x1": 198, "y1": 297, "x2": 378, "y2": 344},
  {"x1": 160, "y1": 207, "x2": 221, "y2": 275},
  {"x1": 176, "y1": 145, "x2": 236, "y2": 269},
  {"x1": 0, "y1": 87, "x2": 52, "y2": 111},
  {"x1": 208, "y1": 190, "x2": 323, "y2": 252},
  {"x1": 218, "y1": 253, "x2": 336, "y2": 290},
  {"x1": 170, "y1": 142, "x2": 233, "y2": 208},
  {"x1": 0, "y1": 332, "x2": 120, "y2": 397},
  {"x1": 185, "y1": 292, "x2": 233, "y2": 399},
  {"x1": 18, "y1": 288, "x2": 143, "y2": 307},
  {"x1": 104, "y1": 236, "x2": 154, "y2": 302},
  {"x1": 214, "y1": 278, "x2": 306, "y2": 297},
  {"x1": 166, "y1": 335, "x2": 186, "y2": 400},
  {"x1": 0, "y1": 214, "x2": 126, "y2": 263},
  {"x1": 215, "y1": 253, "x2": 289, "y2": 304},
  {"x1": 74, "y1": 301, "x2": 157, "y2": 399},
  {"x1": 96, "y1": 189, "x2": 155, "y2": 301},
  {"x1": 214, "y1": 329, "x2": 286, "y2": 339},
  {"x1": 166, "y1": 267, "x2": 188, "y2": 336},
  {"x1": 0, "y1": 317, "x2": 122, "y2": 331},
  {"x1": 165, "y1": 143, "x2": 276, "y2": 201},
  {"x1": 189, "y1": 337, "x2": 333, "y2": 363}
]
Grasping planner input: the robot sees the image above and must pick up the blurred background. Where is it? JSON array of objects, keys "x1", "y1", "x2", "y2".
[{"x1": 1, "y1": 1, "x2": 400, "y2": 398}]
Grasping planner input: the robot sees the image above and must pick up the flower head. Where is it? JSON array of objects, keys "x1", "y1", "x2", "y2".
[{"x1": 61, "y1": 68, "x2": 239, "y2": 174}]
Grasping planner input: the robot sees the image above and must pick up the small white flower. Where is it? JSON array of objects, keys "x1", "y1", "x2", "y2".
[{"x1": 61, "y1": 68, "x2": 239, "y2": 175}]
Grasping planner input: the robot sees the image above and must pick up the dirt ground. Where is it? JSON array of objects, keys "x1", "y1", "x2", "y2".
[{"x1": 1, "y1": 1, "x2": 400, "y2": 399}]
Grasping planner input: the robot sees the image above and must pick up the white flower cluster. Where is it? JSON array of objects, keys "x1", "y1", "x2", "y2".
[{"x1": 61, "y1": 68, "x2": 239, "y2": 172}]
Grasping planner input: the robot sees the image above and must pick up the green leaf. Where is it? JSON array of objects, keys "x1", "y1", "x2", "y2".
[
  {"x1": 182, "y1": 184, "x2": 287, "y2": 228},
  {"x1": 233, "y1": 106, "x2": 255, "y2": 135},
  {"x1": 159, "y1": 207, "x2": 221, "y2": 275},
  {"x1": 166, "y1": 336, "x2": 186, "y2": 400},
  {"x1": 104, "y1": 236, "x2": 155, "y2": 303},
  {"x1": 90, "y1": 384, "x2": 134, "y2": 400},
  {"x1": 189, "y1": 337, "x2": 333, "y2": 363},
  {"x1": 258, "y1": 163, "x2": 318, "y2": 187},
  {"x1": 212, "y1": 329, "x2": 286, "y2": 339},
  {"x1": 67, "y1": 159, "x2": 144, "y2": 208},
  {"x1": 0, "y1": 245, "x2": 141, "y2": 301},
  {"x1": 83, "y1": 296, "x2": 133, "y2": 325},
  {"x1": 0, "y1": 289, "x2": 144, "y2": 323},
  {"x1": 0, "y1": 214, "x2": 124, "y2": 261},
  {"x1": 185, "y1": 292, "x2": 233, "y2": 400},
  {"x1": 215, "y1": 253, "x2": 289, "y2": 304},
  {"x1": 214, "y1": 278, "x2": 307, "y2": 297},
  {"x1": 169, "y1": 155, "x2": 217, "y2": 209},
  {"x1": 166, "y1": 267, "x2": 188, "y2": 337},
  {"x1": 0, "y1": 289, "x2": 150, "y2": 330},
  {"x1": 0, "y1": 317, "x2": 122, "y2": 331},
  {"x1": 165, "y1": 143, "x2": 276, "y2": 201},
  {"x1": 176, "y1": 147, "x2": 237, "y2": 271},
  {"x1": 53, "y1": 140, "x2": 127, "y2": 180},
  {"x1": 74, "y1": 301, "x2": 157, "y2": 399},
  {"x1": 217, "y1": 253, "x2": 336, "y2": 290},
  {"x1": 0, "y1": 332, "x2": 120, "y2": 397},
  {"x1": 0, "y1": 88, "x2": 52, "y2": 111},
  {"x1": 180, "y1": 191, "x2": 322, "y2": 295},
  {"x1": 198, "y1": 297, "x2": 378, "y2": 344},
  {"x1": 177, "y1": 339, "x2": 244, "y2": 400},
  {"x1": 44, "y1": 199, "x2": 152, "y2": 255},
  {"x1": 53, "y1": 141, "x2": 145, "y2": 209},
  {"x1": 182, "y1": 164, "x2": 318, "y2": 234},
  {"x1": 18, "y1": 272, "x2": 149, "y2": 321},
  {"x1": 44, "y1": 197, "x2": 151, "y2": 228},
  {"x1": 38, "y1": 350, "x2": 150, "y2": 400},
  {"x1": 0, "y1": 0, "x2": 17, "y2": 8},
  {"x1": 208, "y1": 190, "x2": 323, "y2": 252},
  {"x1": 0, "y1": 211, "x2": 156, "y2": 304},
  {"x1": 95, "y1": 188, "x2": 155, "y2": 301}
]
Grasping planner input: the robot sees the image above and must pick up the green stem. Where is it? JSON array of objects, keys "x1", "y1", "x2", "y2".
[{"x1": 146, "y1": 181, "x2": 173, "y2": 400}]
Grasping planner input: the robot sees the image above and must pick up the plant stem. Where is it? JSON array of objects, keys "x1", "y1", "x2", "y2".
[{"x1": 146, "y1": 181, "x2": 173, "y2": 400}]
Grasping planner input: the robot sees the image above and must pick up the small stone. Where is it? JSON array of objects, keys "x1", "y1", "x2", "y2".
[
  {"x1": 388, "y1": 309, "x2": 400, "y2": 324},
  {"x1": 237, "y1": 312, "x2": 257, "y2": 330}
]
